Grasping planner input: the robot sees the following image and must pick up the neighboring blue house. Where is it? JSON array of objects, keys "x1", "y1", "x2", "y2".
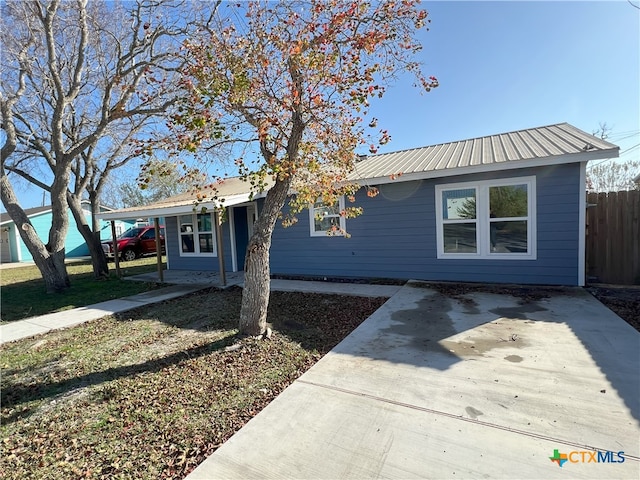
[
  {"x1": 97, "y1": 123, "x2": 619, "y2": 286},
  {"x1": 0, "y1": 202, "x2": 136, "y2": 263}
]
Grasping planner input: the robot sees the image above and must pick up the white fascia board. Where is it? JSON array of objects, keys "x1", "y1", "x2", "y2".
[
  {"x1": 1, "y1": 209, "x2": 53, "y2": 226},
  {"x1": 96, "y1": 203, "x2": 216, "y2": 221},
  {"x1": 354, "y1": 148, "x2": 619, "y2": 187},
  {"x1": 96, "y1": 193, "x2": 259, "y2": 221},
  {"x1": 1, "y1": 204, "x2": 113, "y2": 226}
]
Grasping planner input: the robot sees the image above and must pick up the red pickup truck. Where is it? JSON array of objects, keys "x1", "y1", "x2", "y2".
[{"x1": 102, "y1": 226, "x2": 165, "y2": 261}]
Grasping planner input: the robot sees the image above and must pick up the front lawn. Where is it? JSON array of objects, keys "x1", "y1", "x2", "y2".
[
  {"x1": 1, "y1": 258, "x2": 163, "y2": 323},
  {"x1": 0, "y1": 288, "x2": 387, "y2": 479}
]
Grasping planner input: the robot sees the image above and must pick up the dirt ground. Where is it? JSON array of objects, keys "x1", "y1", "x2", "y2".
[
  {"x1": 275, "y1": 275, "x2": 640, "y2": 334},
  {"x1": 585, "y1": 285, "x2": 640, "y2": 332}
]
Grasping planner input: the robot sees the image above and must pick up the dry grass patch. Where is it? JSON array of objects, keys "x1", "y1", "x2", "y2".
[
  {"x1": 1, "y1": 257, "x2": 163, "y2": 323},
  {"x1": 1, "y1": 287, "x2": 387, "y2": 479}
]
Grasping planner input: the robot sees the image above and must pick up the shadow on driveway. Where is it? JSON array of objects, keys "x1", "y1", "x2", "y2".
[{"x1": 187, "y1": 281, "x2": 640, "y2": 479}]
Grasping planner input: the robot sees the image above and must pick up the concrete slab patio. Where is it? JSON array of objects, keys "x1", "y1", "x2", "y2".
[{"x1": 188, "y1": 281, "x2": 640, "y2": 479}]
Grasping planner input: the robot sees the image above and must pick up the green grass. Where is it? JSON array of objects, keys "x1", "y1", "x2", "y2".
[
  {"x1": 0, "y1": 288, "x2": 387, "y2": 479},
  {"x1": 0, "y1": 257, "x2": 163, "y2": 323}
]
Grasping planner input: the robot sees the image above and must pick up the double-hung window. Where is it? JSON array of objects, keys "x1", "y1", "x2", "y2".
[
  {"x1": 309, "y1": 196, "x2": 346, "y2": 236},
  {"x1": 435, "y1": 176, "x2": 536, "y2": 259},
  {"x1": 179, "y1": 213, "x2": 216, "y2": 255}
]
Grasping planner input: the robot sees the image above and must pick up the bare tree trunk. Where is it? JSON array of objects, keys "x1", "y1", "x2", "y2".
[
  {"x1": 47, "y1": 168, "x2": 72, "y2": 283},
  {"x1": 239, "y1": 177, "x2": 292, "y2": 336},
  {"x1": 68, "y1": 192, "x2": 109, "y2": 278},
  {"x1": 0, "y1": 174, "x2": 69, "y2": 293}
]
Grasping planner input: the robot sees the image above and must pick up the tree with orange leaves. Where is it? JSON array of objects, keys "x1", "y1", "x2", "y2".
[{"x1": 168, "y1": 0, "x2": 438, "y2": 335}]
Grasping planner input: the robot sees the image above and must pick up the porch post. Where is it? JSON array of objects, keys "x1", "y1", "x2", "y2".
[
  {"x1": 215, "y1": 209, "x2": 226, "y2": 287},
  {"x1": 154, "y1": 217, "x2": 164, "y2": 282},
  {"x1": 110, "y1": 221, "x2": 121, "y2": 278}
]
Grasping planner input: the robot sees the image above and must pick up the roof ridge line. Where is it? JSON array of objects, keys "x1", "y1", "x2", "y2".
[{"x1": 367, "y1": 122, "x2": 571, "y2": 158}]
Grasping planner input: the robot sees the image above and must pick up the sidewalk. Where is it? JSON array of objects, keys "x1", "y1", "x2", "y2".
[
  {"x1": 0, "y1": 284, "x2": 205, "y2": 345},
  {"x1": 0, "y1": 256, "x2": 92, "y2": 270},
  {"x1": 0, "y1": 278, "x2": 402, "y2": 345}
]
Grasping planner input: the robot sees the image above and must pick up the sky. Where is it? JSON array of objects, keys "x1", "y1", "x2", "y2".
[
  {"x1": 5, "y1": 0, "x2": 640, "y2": 211},
  {"x1": 369, "y1": 0, "x2": 639, "y2": 155}
]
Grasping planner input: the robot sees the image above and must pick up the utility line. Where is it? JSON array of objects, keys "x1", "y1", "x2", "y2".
[
  {"x1": 607, "y1": 132, "x2": 640, "y2": 142},
  {"x1": 587, "y1": 142, "x2": 640, "y2": 169}
]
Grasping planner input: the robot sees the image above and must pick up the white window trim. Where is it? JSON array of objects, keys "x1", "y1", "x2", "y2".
[
  {"x1": 435, "y1": 176, "x2": 537, "y2": 260},
  {"x1": 178, "y1": 213, "x2": 218, "y2": 257},
  {"x1": 309, "y1": 196, "x2": 346, "y2": 237}
]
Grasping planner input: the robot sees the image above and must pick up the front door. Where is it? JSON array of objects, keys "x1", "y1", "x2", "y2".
[
  {"x1": 234, "y1": 204, "x2": 258, "y2": 270},
  {"x1": 0, "y1": 227, "x2": 11, "y2": 263}
]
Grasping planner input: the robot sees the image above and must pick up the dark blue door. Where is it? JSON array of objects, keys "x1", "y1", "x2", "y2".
[{"x1": 234, "y1": 207, "x2": 249, "y2": 270}]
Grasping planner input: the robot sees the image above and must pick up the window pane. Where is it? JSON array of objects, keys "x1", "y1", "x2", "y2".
[
  {"x1": 181, "y1": 234, "x2": 195, "y2": 252},
  {"x1": 198, "y1": 214, "x2": 212, "y2": 233},
  {"x1": 199, "y1": 233, "x2": 214, "y2": 252},
  {"x1": 314, "y1": 216, "x2": 341, "y2": 233},
  {"x1": 179, "y1": 216, "x2": 193, "y2": 233},
  {"x1": 490, "y1": 221, "x2": 528, "y2": 253},
  {"x1": 314, "y1": 203, "x2": 340, "y2": 217},
  {"x1": 490, "y1": 185, "x2": 527, "y2": 218},
  {"x1": 443, "y1": 223, "x2": 477, "y2": 253},
  {"x1": 120, "y1": 228, "x2": 143, "y2": 239},
  {"x1": 443, "y1": 189, "x2": 476, "y2": 219}
]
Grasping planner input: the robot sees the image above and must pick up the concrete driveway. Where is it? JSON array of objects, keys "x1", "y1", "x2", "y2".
[{"x1": 188, "y1": 281, "x2": 640, "y2": 479}]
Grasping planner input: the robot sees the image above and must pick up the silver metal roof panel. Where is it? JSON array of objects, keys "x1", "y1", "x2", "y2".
[
  {"x1": 349, "y1": 122, "x2": 619, "y2": 182},
  {"x1": 99, "y1": 123, "x2": 619, "y2": 220}
]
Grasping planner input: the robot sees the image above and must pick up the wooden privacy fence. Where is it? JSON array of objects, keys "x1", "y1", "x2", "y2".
[{"x1": 586, "y1": 190, "x2": 640, "y2": 285}]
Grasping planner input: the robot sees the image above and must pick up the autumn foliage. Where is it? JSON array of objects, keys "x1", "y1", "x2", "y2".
[
  {"x1": 163, "y1": 0, "x2": 437, "y2": 334},
  {"x1": 169, "y1": 0, "x2": 437, "y2": 218}
]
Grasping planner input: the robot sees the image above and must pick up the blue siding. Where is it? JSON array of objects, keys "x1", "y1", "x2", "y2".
[
  {"x1": 162, "y1": 164, "x2": 583, "y2": 285},
  {"x1": 165, "y1": 215, "x2": 235, "y2": 272},
  {"x1": 20, "y1": 209, "x2": 89, "y2": 261},
  {"x1": 269, "y1": 164, "x2": 582, "y2": 285},
  {"x1": 9, "y1": 209, "x2": 134, "y2": 262}
]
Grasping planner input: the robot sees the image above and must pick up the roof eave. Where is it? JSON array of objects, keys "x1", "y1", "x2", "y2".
[
  {"x1": 96, "y1": 192, "x2": 265, "y2": 221},
  {"x1": 353, "y1": 147, "x2": 619, "y2": 186}
]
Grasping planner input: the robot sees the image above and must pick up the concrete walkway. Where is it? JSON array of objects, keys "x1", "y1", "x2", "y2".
[
  {"x1": 125, "y1": 269, "x2": 403, "y2": 299},
  {"x1": 0, "y1": 285, "x2": 204, "y2": 345},
  {"x1": 0, "y1": 275, "x2": 401, "y2": 345},
  {"x1": 188, "y1": 281, "x2": 640, "y2": 479}
]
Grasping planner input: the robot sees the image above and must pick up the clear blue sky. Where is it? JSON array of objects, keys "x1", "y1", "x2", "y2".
[
  {"x1": 371, "y1": 0, "x2": 639, "y2": 157},
  {"x1": 6, "y1": 0, "x2": 640, "y2": 210}
]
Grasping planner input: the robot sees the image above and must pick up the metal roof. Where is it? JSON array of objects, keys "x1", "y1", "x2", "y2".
[
  {"x1": 98, "y1": 176, "x2": 272, "y2": 221},
  {"x1": 98, "y1": 123, "x2": 618, "y2": 221},
  {"x1": 349, "y1": 122, "x2": 619, "y2": 184}
]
